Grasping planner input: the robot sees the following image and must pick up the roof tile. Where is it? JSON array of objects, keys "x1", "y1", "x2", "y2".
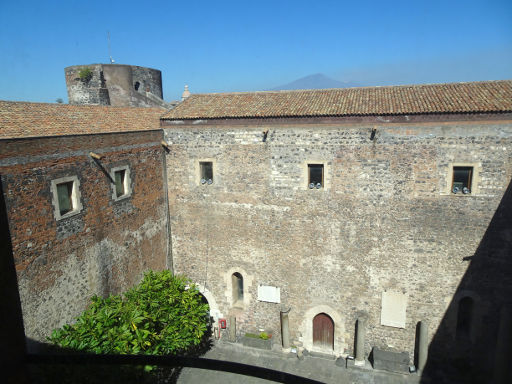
[
  {"x1": 0, "y1": 101, "x2": 165, "y2": 139},
  {"x1": 162, "y1": 81, "x2": 512, "y2": 120}
]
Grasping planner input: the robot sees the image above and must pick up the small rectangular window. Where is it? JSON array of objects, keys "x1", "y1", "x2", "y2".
[
  {"x1": 452, "y1": 166, "x2": 473, "y2": 194},
  {"x1": 308, "y1": 164, "x2": 324, "y2": 189},
  {"x1": 57, "y1": 181, "x2": 74, "y2": 215},
  {"x1": 110, "y1": 166, "x2": 131, "y2": 201},
  {"x1": 51, "y1": 175, "x2": 82, "y2": 220},
  {"x1": 114, "y1": 169, "x2": 126, "y2": 198},
  {"x1": 200, "y1": 162, "x2": 213, "y2": 185}
]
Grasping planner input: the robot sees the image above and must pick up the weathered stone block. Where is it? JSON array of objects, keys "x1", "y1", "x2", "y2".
[
  {"x1": 241, "y1": 335, "x2": 273, "y2": 350},
  {"x1": 371, "y1": 347, "x2": 409, "y2": 373}
]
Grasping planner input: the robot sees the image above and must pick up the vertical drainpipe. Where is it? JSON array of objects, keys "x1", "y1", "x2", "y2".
[{"x1": 161, "y1": 127, "x2": 174, "y2": 274}]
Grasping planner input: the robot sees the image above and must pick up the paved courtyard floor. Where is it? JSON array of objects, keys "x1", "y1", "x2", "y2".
[{"x1": 177, "y1": 341, "x2": 422, "y2": 384}]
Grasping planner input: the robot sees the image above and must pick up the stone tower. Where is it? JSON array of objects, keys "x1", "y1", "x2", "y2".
[{"x1": 64, "y1": 64, "x2": 169, "y2": 108}]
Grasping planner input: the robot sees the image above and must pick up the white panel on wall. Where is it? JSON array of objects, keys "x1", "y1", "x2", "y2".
[
  {"x1": 381, "y1": 291, "x2": 407, "y2": 328},
  {"x1": 257, "y1": 285, "x2": 280, "y2": 303}
]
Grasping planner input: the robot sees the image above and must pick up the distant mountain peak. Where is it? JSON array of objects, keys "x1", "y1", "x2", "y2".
[{"x1": 271, "y1": 74, "x2": 360, "y2": 91}]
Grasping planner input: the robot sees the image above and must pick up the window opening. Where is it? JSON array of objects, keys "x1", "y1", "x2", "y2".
[
  {"x1": 232, "y1": 272, "x2": 243, "y2": 305},
  {"x1": 308, "y1": 164, "x2": 324, "y2": 189},
  {"x1": 51, "y1": 175, "x2": 82, "y2": 220},
  {"x1": 110, "y1": 166, "x2": 131, "y2": 201},
  {"x1": 456, "y1": 296, "x2": 473, "y2": 339},
  {"x1": 57, "y1": 181, "x2": 74, "y2": 216},
  {"x1": 134, "y1": 81, "x2": 140, "y2": 91},
  {"x1": 114, "y1": 169, "x2": 126, "y2": 198},
  {"x1": 452, "y1": 166, "x2": 473, "y2": 194},
  {"x1": 200, "y1": 162, "x2": 213, "y2": 185}
]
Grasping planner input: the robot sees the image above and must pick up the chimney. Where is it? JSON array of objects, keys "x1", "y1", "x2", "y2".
[{"x1": 182, "y1": 85, "x2": 191, "y2": 101}]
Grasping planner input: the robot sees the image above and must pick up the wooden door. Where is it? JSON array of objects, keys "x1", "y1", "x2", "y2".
[{"x1": 313, "y1": 313, "x2": 334, "y2": 350}]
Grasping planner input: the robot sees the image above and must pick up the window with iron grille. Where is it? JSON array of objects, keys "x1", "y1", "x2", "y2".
[
  {"x1": 308, "y1": 164, "x2": 324, "y2": 189},
  {"x1": 200, "y1": 161, "x2": 213, "y2": 185},
  {"x1": 452, "y1": 166, "x2": 473, "y2": 194}
]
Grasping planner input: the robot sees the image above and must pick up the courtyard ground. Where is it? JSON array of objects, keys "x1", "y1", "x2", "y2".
[{"x1": 177, "y1": 341, "x2": 422, "y2": 384}]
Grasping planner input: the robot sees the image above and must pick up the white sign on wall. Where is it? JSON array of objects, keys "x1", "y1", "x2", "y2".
[
  {"x1": 381, "y1": 291, "x2": 407, "y2": 328},
  {"x1": 257, "y1": 285, "x2": 281, "y2": 303}
]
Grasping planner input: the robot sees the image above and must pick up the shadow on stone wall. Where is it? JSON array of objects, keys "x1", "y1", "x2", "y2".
[
  {"x1": 421, "y1": 178, "x2": 512, "y2": 384},
  {"x1": 0, "y1": 177, "x2": 27, "y2": 383}
]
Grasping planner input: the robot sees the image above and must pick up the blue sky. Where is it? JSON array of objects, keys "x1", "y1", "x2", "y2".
[{"x1": 0, "y1": 0, "x2": 511, "y2": 103}]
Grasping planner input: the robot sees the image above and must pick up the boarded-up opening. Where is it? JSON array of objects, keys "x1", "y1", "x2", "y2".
[{"x1": 313, "y1": 313, "x2": 334, "y2": 350}]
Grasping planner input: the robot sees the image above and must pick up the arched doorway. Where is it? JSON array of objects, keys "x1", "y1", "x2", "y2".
[
  {"x1": 313, "y1": 313, "x2": 334, "y2": 350},
  {"x1": 194, "y1": 283, "x2": 222, "y2": 322}
]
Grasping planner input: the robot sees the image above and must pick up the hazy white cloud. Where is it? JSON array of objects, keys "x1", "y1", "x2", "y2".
[{"x1": 333, "y1": 46, "x2": 512, "y2": 86}]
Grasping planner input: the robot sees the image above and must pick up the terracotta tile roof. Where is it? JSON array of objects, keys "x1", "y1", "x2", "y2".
[
  {"x1": 162, "y1": 80, "x2": 512, "y2": 120},
  {"x1": 0, "y1": 101, "x2": 165, "y2": 139}
]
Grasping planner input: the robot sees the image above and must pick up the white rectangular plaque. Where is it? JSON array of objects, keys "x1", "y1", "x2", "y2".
[
  {"x1": 257, "y1": 285, "x2": 280, "y2": 303},
  {"x1": 381, "y1": 291, "x2": 407, "y2": 328}
]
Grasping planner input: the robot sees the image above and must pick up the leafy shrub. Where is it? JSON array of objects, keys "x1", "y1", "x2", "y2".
[
  {"x1": 49, "y1": 270, "x2": 210, "y2": 356},
  {"x1": 78, "y1": 67, "x2": 93, "y2": 82}
]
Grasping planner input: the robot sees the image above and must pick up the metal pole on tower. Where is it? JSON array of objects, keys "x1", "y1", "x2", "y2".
[{"x1": 108, "y1": 31, "x2": 115, "y2": 64}]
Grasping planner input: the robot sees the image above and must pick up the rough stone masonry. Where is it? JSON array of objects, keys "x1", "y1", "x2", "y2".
[
  {"x1": 162, "y1": 112, "x2": 512, "y2": 375},
  {"x1": 0, "y1": 103, "x2": 169, "y2": 342}
]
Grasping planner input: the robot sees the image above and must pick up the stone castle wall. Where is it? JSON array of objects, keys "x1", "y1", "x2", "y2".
[
  {"x1": 0, "y1": 130, "x2": 169, "y2": 341},
  {"x1": 65, "y1": 64, "x2": 110, "y2": 105},
  {"x1": 163, "y1": 118, "x2": 512, "y2": 360},
  {"x1": 65, "y1": 64, "x2": 164, "y2": 107}
]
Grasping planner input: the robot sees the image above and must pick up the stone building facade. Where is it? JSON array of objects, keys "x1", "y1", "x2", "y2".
[
  {"x1": 0, "y1": 101, "x2": 170, "y2": 342},
  {"x1": 161, "y1": 81, "x2": 512, "y2": 378}
]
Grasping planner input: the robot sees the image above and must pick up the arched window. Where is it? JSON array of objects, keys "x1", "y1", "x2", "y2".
[
  {"x1": 232, "y1": 272, "x2": 243, "y2": 306},
  {"x1": 134, "y1": 81, "x2": 140, "y2": 91},
  {"x1": 457, "y1": 296, "x2": 473, "y2": 339}
]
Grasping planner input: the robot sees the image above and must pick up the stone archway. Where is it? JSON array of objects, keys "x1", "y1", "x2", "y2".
[
  {"x1": 195, "y1": 283, "x2": 222, "y2": 326},
  {"x1": 301, "y1": 305, "x2": 345, "y2": 355},
  {"x1": 224, "y1": 267, "x2": 253, "y2": 310}
]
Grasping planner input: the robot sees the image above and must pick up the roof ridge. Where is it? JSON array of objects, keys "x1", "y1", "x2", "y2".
[{"x1": 185, "y1": 80, "x2": 512, "y2": 97}]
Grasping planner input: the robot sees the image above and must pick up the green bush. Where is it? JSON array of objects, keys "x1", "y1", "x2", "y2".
[
  {"x1": 78, "y1": 67, "x2": 93, "y2": 82},
  {"x1": 49, "y1": 270, "x2": 210, "y2": 356}
]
